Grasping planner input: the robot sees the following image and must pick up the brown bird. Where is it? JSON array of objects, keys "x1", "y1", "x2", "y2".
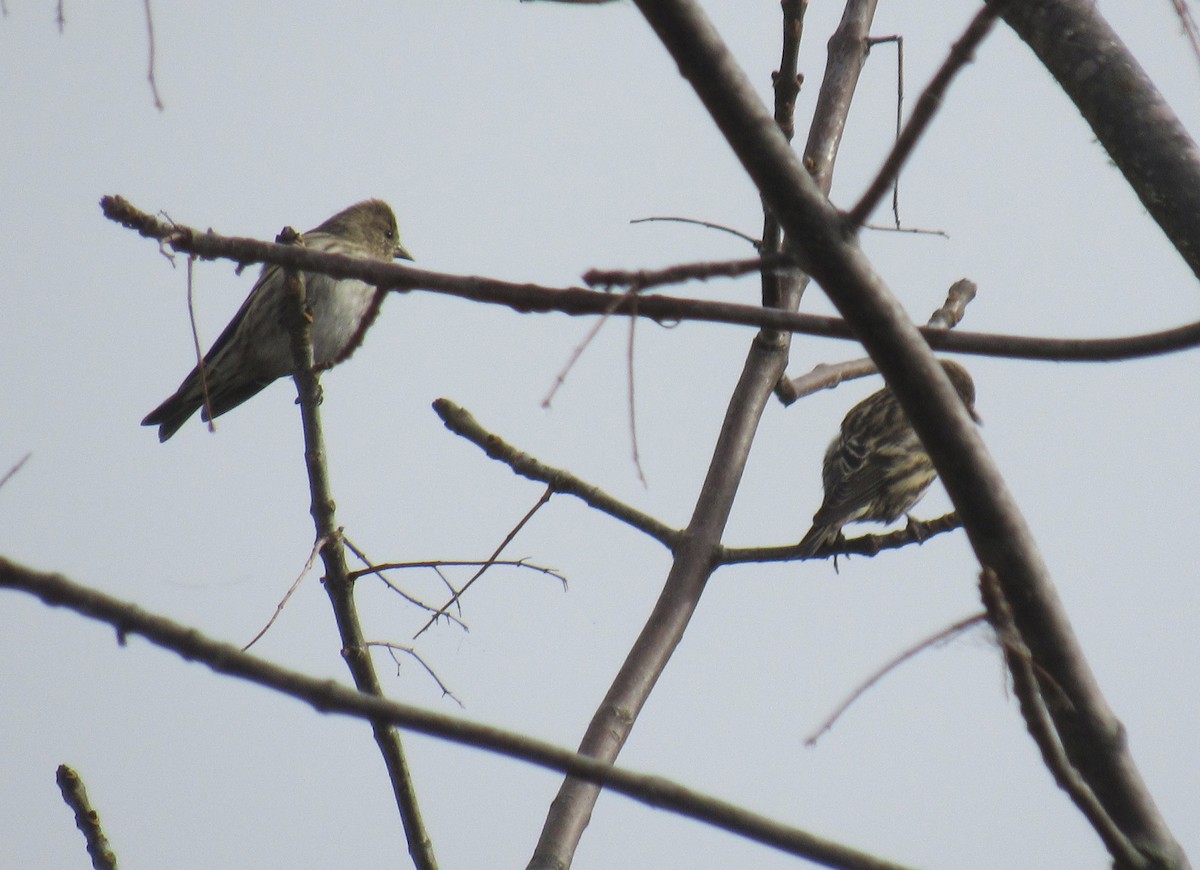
[
  {"x1": 143, "y1": 199, "x2": 411, "y2": 441},
  {"x1": 797, "y1": 360, "x2": 978, "y2": 557}
]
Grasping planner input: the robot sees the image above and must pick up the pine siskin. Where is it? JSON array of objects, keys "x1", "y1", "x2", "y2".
[
  {"x1": 797, "y1": 359, "x2": 979, "y2": 557},
  {"x1": 142, "y1": 199, "x2": 412, "y2": 441}
]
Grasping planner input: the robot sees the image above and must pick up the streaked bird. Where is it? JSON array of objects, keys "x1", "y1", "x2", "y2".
[
  {"x1": 143, "y1": 199, "x2": 411, "y2": 441},
  {"x1": 797, "y1": 360, "x2": 979, "y2": 557}
]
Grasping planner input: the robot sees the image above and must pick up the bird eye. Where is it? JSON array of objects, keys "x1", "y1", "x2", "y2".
[{"x1": 384, "y1": 228, "x2": 394, "y2": 239}]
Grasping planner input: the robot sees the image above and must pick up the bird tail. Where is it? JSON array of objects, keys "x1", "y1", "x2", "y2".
[
  {"x1": 797, "y1": 522, "x2": 841, "y2": 558},
  {"x1": 142, "y1": 380, "x2": 203, "y2": 442}
]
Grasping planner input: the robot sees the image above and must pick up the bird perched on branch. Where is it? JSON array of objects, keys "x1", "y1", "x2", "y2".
[
  {"x1": 797, "y1": 360, "x2": 979, "y2": 558},
  {"x1": 142, "y1": 199, "x2": 412, "y2": 441}
]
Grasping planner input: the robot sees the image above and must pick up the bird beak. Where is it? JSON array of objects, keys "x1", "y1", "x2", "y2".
[
  {"x1": 969, "y1": 407, "x2": 983, "y2": 425},
  {"x1": 394, "y1": 244, "x2": 414, "y2": 262}
]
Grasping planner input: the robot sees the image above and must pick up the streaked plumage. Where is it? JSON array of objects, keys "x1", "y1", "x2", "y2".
[
  {"x1": 143, "y1": 199, "x2": 411, "y2": 441},
  {"x1": 797, "y1": 360, "x2": 978, "y2": 557}
]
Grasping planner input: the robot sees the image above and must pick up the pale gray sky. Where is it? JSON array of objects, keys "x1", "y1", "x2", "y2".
[{"x1": 2, "y1": 2, "x2": 1197, "y2": 868}]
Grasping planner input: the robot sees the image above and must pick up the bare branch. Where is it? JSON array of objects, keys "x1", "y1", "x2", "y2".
[
  {"x1": 103, "y1": 195, "x2": 1200, "y2": 363},
  {"x1": 433, "y1": 399, "x2": 680, "y2": 546},
  {"x1": 633, "y1": 0, "x2": 1187, "y2": 862},
  {"x1": 778, "y1": 280, "x2": 978, "y2": 405},
  {"x1": 414, "y1": 487, "x2": 554, "y2": 638},
  {"x1": 342, "y1": 538, "x2": 471, "y2": 629},
  {"x1": 184, "y1": 257, "x2": 216, "y2": 432},
  {"x1": 803, "y1": 613, "x2": 987, "y2": 746},
  {"x1": 978, "y1": 570, "x2": 1147, "y2": 869},
  {"x1": 847, "y1": 7, "x2": 1001, "y2": 228},
  {"x1": 242, "y1": 534, "x2": 329, "y2": 652},
  {"x1": 583, "y1": 254, "x2": 790, "y2": 290},
  {"x1": 367, "y1": 642, "x2": 463, "y2": 707},
  {"x1": 278, "y1": 248, "x2": 438, "y2": 870},
  {"x1": 0, "y1": 452, "x2": 31, "y2": 491},
  {"x1": 56, "y1": 765, "x2": 118, "y2": 870},
  {"x1": 0, "y1": 556, "x2": 921, "y2": 870},
  {"x1": 717, "y1": 511, "x2": 962, "y2": 565},
  {"x1": 529, "y1": 2, "x2": 880, "y2": 864},
  {"x1": 629, "y1": 215, "x2": 761, "y2": 248},
  {"x1": 995, "y1": 0, "x2": 1200, "y2": 283},
  {"x1": 143, "y1": 0, "x2": 163, "y2": 111}
]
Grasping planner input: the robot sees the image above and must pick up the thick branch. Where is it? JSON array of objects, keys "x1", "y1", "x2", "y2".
[
  {"x1": 994, "y1": 0, "x2": 1200, "y2": 282},
  {"x1": 631, "y1": 0, "x2": 1187, "y2": 865},
  {"x1": 528, "y1": 3, "x2": 878, "y2": 866},
  {"x1": 0, "y1": 557, "x2": 918, "y2": 870},
  {"x1": 101, "y1": 195, "x2": 1200, "y2": 363}
]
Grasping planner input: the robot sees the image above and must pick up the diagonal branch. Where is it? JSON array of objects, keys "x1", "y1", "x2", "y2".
[
  {"x1": 0, "y1": 556, "x2": 921, "y2": 870},
  {"x1": 994, "y1": 0, "x2": 1200, "y2": 282},
  {"x1": 527, "y1": 3, "x2": 878, "y2": 866},
  {"x1": 433, "y1": 399, "x2": 680, "y2": 547},
  {"x1": 279, "y1": 254, "x2": 437, "y2": 870},
  {"x1": 633, "y1": 0, "x2": 1189, "y2": 865}
]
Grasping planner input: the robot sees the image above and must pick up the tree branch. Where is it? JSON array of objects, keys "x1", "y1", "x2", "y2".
[
  {"x1": 433, "y1": 399, "x2": 680, "y2": 547},
  {"x1": 993, "y1": 0, "x2": 1200, "y2": 282},
  {"x1": 0, "y1": 556, "x2": 920, "y2": 870},
  {"x1": 717, "y1": 511, "x2": 961, "y2": 565},
  {"x1": 279, "y1": 251, "x2": 437, "y2": 870},
  {"x1": 630, "y1": 0, "x2": 1188, "y2": 865},
  {"x1": 101, "y1": 194, "x2": 1200, "y2": 363},
  {"x1": 56, "y1": 765, "x2": 119, "y2": 870},
  {"x1": 528, "y1": 2, "x2": 877, "y2": 865}
]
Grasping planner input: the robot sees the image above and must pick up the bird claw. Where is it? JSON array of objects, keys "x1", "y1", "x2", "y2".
[{"x1": 904, "y1": 514, "x2": 928, "y2": 544}]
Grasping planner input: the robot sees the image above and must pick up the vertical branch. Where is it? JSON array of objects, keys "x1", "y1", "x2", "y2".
[
  {"x1": 279, "y1": 244, "x2": 438, "y2": 870},
  {"x1": 761, "y1": 0, "x2": 807, "y2": 310},
  {"x1": 625, "y1": 0, "x2": 1189, "y2": 865},
  {"x1": 526, "y1": 3, "x2": 878, "y2": 867}
]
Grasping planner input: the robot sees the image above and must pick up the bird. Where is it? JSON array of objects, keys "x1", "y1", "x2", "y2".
[
  {"x1": 142, "y1": 199, "x2": 411, "y2": 441},
  {"x1": 797, "y1": 359, "x2": 979, "y2": 558}
]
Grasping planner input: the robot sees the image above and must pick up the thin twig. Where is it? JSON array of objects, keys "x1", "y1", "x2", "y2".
[
  {"x1": 242, "y1": 534, "x2": 329, "y2": 651},
  {"x1": 56, "y1": 765, "x2": 118, "y2": 870},
  {"x1": 866, "y1": 34, "x2": 904, "y2": 226},
  {"x1": 862, "y1": 222, "x2": 948, "y2": 237},
  {"x1": 368, "y1": 642, "x2": 464, "y2": 707},
  {"x1": 342, "y1": 537, "x2": 472, "y2": 628},
  {"x1": 0, "y1": 453, "x2": 31, "y2": 491},
  {"x1": 353, "y1": 559, "x2": 564, "y2": 584},
  {"x1": 184, "y1": 256, "x2": 216, "y2": 432},
  {"x1": 584, "y1": 254, "x2": 791, "y2": 291},
  {"x1": 804, "y1": 612, "x2": 987, "y2": 746},
  {"x1": 627, "y1": 298, "x2": 648, "y2": 486},
  {"x1": 143, "y1": 0, "x2": 164, "y2": 111},
  {"x1": 414, "y1": 487, "x2": 554, "y2": 638},
  {"x1": 541, "y1": 291, "x2": 626, "y2": 409},
  {"x1": 629, "y1": 215, "x2": 761, "y2": 248},
  {"x1": 1167, "y1": 0, "x2": 1200, "y2": 79},
  {"x1": 433, "y1": 399, "x2": 680, "y2": 546},
  {"x1": 847, "y1": 6, "x2": 1001, "y2": 227}
]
